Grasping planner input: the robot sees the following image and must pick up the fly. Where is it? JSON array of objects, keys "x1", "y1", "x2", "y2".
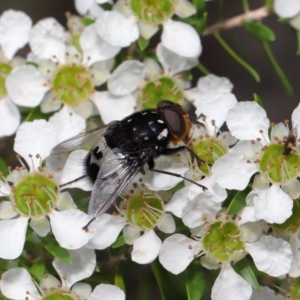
[{"x1": 51, "y1": 100, "x2": 207, "y2": 230}]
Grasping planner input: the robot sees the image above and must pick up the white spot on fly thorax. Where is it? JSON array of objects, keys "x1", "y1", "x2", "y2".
[
  {"x1": 158, "y1": 128, "x2": 168, "y2": 140},
  {"x1": 148, "y1": 121, "x2": 154, "y2": 126},
  {"x1": 127, "y1": 119, "x2": 132, "y2": 122},
  {"x1": 142, "y1": 112, "x2": 148, "y2": 115},
  {"x1": 157, "y1": 120, "x2": 164, "y2": 124}
]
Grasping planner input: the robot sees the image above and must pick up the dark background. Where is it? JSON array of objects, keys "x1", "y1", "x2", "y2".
[
  {"x1": 1, "y1": 0, "x2": 300, "y2": 123},
  {"x1": 0, "y1": 1, "x2": 299, "y2": 299}
]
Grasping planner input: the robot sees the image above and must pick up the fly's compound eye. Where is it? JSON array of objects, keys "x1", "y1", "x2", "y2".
[{"x1": 157, "y1": 100, "x2": 192, "y2": 142}]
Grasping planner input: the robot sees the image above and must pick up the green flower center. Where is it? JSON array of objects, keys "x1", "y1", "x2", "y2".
[
  {"x1": 13, "y1": 173, "x2": 58, "y2": 217},
  {"x1": 259, "y1": 144, "x2": 300, "y2": 184},
  {"x1": 130, "y1": 0, "x2": 175, "y2": 25},
  {"x1": 193, "y1": 137, "x2": 227, "y2": 175},
  {"x1": 202, "y1": 221, "x2": 244, "y2": 263},
  {"x1": 138, "y1": 76, "x2": 183, "y2": 110},
  {"x1": 273, "y1": 199, "x2": 300, "y2": 234},
  {"x1": 52, "y1": 64, "x2": 94, "y2": 106},
  {"x1": 0, "y1": 62, "x2": 12, "y2": 97},
  {"x1": 43, "y1": 289, "x2": 76, "y2": 300},
  {"x1": 124, "y1": 191, "x2": 164, "y2": 230}
]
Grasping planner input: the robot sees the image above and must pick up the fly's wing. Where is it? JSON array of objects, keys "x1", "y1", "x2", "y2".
[
  {"x1": 51, "y1": 121, "x2": 117, "y2": 154},
  {"x1": 88, "y1": 148, "x2": 148, "y2": 218}
]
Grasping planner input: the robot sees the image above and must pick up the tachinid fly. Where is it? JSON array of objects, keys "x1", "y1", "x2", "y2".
[{"x1": 51, "y1": 100, "x2": 206, "y2": 228}]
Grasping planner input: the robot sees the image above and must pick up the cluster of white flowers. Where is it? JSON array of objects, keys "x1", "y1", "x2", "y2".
[{"x1": 1, "y1": 1, "x2": 300, "y2": 300}]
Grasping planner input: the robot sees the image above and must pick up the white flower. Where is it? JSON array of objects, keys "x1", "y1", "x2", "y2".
[
  {"x1": 86, "y1": 175, "x2": 176, "y2": 264},
  {"x1": 96, "y1": 42, "x2": 199, "y2": 124},
  {"x1": 274, "y1": 0, "x2": 300, "y2": 18},
  {"x1": 0, "y1": 120, "x2": 94, "y2": 259},
  {"x1": 212, "y1": 101, "x2": 300, "y2": 224},
  {"x1": 0, "y1": 10, "x2": 32, "y2": 137},
  {"x1": 6, "y1": 17, "x2": 117, "y2": 125},
  {"x1": 107, "y1": 0, "x2": 201, "y2": 57},
  {"x1": 0, "y1": 248, "x2": 125, "y2": 300},
  {"x1": 159, "y1": 211, "x2": 292, "y2": 300}
]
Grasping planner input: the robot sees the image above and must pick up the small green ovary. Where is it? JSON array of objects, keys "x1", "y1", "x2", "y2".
[
  {"x1": 52, "y1": 65, "x2": 93, "y2": 106},
  {"x1": 130, "y1": 0, "x2": 174, "y2": 24},
  {"x1": 194, "y1": 138, "x2": 227, "y2": 174},
  {"x1": 259, "y1": 144, "x2": 300, "y2": 184},
  {"x1": 14, "y1": 173, "x2": 57, "y2": 217},
  {"x1": 273, "y1": 199, "x2": 300, "y2": 233},
  {"x1": 43, "y1": 290, "x2": 76, "y2": 300},
  {"x1": 140, "y1": 77, "x2": 183, "y2": 110},
  {"x1": 202, "y1": 221, "x2": 244, "y2": 262},
  {"x1": 0, "y1": 63, "x2": 12, "y2": 97},
  {"x1": 125, "y1": 193, "x2": 163, "y2": 230}
]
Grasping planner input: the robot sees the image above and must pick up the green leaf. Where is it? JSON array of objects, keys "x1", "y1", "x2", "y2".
[
  {"x1": 114, "y1": 266, "x2": 125, "y2": 292},
  {"x1": 197, "y1": 63, "x2": 210, "y2": 75},
  {"x1": 25, "y1": 106, "x2": 50, "y2": 122},
  {"x1": 43, "y1": 237, "x2": 72, "y2": 264},
  {"x1": 214, "y1": 33, "x2": 260, "y2": 82},
  {"x1": 244, "y1": 21, "x2": 275, "y2": 42},
  {"x1": 138, "y1": 36, "x2": 149, "y2": 51},
  {"x1": 30, "y1": 260, "x2": 45, "y2": 282},
  {"x1": 186, "y1": 261, "x2": 205, "y2": 300},
  {"x1": 233, "y1": 260, "x2": 259, "y2": 290},
  {"x1": 81, "y1": 18, "x2": 95, "y2": 26},
  {"x1": 264, "y1": 0, "x2": 274, "y2": 9},
  {"x1": 151, "y1": 260, "x2": 175, "y2": 300},
  {"x1": 262, "y1": 42, "x2": 293, "y2": 96},
  {"x1": 227, "y1": 186, "x2": 251, "y2": 215},
  {"x1": 253, "y1": 94, "x2": 263, "y2": 107},
  {"x1": 0, "y1": 157, "x2": 8, "y2": 176},
  {"x1": 192, "y1": 0, "x2": 206, "y2": 13},
  {"x1": 112, "y1": 235, "x2": 126, "y2": 248}
]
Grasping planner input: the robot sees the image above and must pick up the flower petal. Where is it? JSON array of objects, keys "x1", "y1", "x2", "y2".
[
  {"x1": 197, "y1": 74, "x2": 233, "y2": 93},
  {"x1": 211, "y1": 153, "x2": 257, "y2": 190},
  {"x1": 0, "y1": 217, "x2": 28, "y2": 259},
  {"x1": 211, "y1": 263, "x2": 252, "y2": 300},
  {"x1": 80, "y1": 24, "x2": 121, "y2": 66},
  {"x1": 274, "y1": 0, "x2": 300, "y2": 18},
  {"x1": 157, "y1": 213, "x2": 175, "y2": 234},
  {"x1": 254, "y1": 185, "x2": 293, "y2": 224},
  {"x1": 159, "y1": 233, "x2": 201, "y2": 274},
  {"x1": 108, "y1": 60, "x2": 144, "y2": 96},
  {"x1": 0, "y1": 201, "x2": 17, "y2": 220},
  {"x1": 162, "y1": 19, "x2": 201, "y2": 57},
  {"x1": 131, "y1": 230, "x2": 162, "y2": 264},
  {"x1": 0, "y1": 97, "x2": 20, "y2": 137},
  {"x1": 96, "y1": 11, "x2": 139, "y2": 47},
  {"x1": 49, "y1": 209, "x2": 95, "y2": 249},
  {"x1": 49, "y1": 106, "x2": 86, "y2": 143},
  {"x1": 30, "y1": 216, "x2": 50, "y2": 237},
  {"x1": 174, "y1": 0, "x2": 196, "y2": 18},
  {"x1": 57, "y1": 191, "x2": 77, "y2": 211},
  {"x1": 288, "y1": 234, "x2": 300, "y2": 277},
  {"x1": 88, "y1": 284, "x2": 125, "y2": 300},
  {"x1": 156, "y1": 43, "x2": 198, "y2": 75},
  {"x1": 226, "y1": 101, "x2": 270, "y2": 141},
  {"x1": 138, "y1": 22, "x2": 159, "y2": 40},
  {"x1": 0, "y1": 10, "x2": 32, "y2": 60},
  {"x1": 14, "y1": 119, "x2": 58, "y2": 168},
  {"x1": 29, "y1": 18, "x2": 66, "y2": 63},
  {"x1": 123, "y1": 225, "x2": 141, "y2": 245},
  {"x1": 86, "y1": 214, "x2": 126, "y2": 249},
  {"x1": 0, "y1": 268, "x2": 39, "y2": 300},
  {"x1": 53, "y1": 247, "x2": 96, "y2": 287},
  {"x1": 182, "y1": 192, "x2": 222, "y2": 228},
  {"x1": 165, "y1": 188, "x2": 190, "y2": 218},
  {"x1": 6, "y1": 65, "x2": 48, "y2": 107},
  {"x1": 74, "y1": 0, "x2": 104, "y2": 17},
  {"x1": 72, "y1": 282, "x2": 92, "y2": 300},
  {"x1": 92, "y1": 91, "x2": 135, "y2": 124},
  {"x1": 246, "y1": 235, "x2": 292, "y2": 277}
]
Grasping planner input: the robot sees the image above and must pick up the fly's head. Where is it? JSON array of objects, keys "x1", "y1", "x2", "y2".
[{"x1": 156, "y1": 100, "x2": 192, "y2": 145}]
